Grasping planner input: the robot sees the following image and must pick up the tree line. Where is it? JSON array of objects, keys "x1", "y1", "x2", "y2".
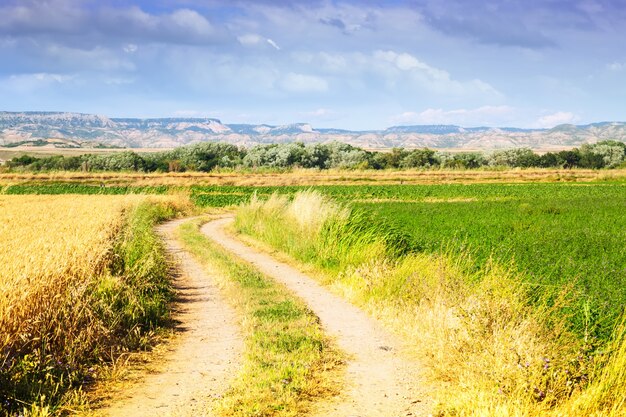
[{"x1": 4, "y1": 140, "x2": 626, "y2": 172}]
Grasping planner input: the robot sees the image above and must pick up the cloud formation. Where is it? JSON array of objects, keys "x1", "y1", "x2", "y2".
[
  {"x1": 416, "y1": 0, "x2": 626, "y2": 48},
  {"x1": 535, "y1": 111, "x2": 578, "y2": 128},
  {"x1": 0, "y1": 1, "x2": 230, "y2": 46},
  {"x1": 391, "y1": 106, "x2": 515, "y2": 126},
  {"x1": 281, "y1": 73, "x2": 329, "y2": 93},
  {"x1": 0, "y1": 0, "x2": 624, "y2": 128}
]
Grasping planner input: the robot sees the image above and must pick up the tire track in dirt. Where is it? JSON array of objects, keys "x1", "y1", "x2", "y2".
[
  {"x1": 202, "y1": 217, "x2": 431, "y2": 417},
  {"x1": 99, "y1": 218, "x2": 243, "y2": 417}
]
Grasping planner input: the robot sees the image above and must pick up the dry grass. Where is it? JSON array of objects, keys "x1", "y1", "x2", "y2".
[
  {"x1": 339, "y1": 257, "x2": 590, "y2": 416},
  {"x1": 0, "y1": 168, "x2": 624, "y2": 187}
]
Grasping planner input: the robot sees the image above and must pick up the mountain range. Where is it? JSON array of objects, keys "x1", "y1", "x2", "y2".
[{"x1": 1, "y1": 111, "x2": 626, "y2": 150}]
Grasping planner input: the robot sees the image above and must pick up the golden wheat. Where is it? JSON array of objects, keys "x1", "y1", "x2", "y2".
[{"x1": 0, "y1": 195, "x2": 154, "y2": 368}]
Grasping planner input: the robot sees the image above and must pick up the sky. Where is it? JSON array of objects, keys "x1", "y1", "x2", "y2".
[{"x1": 0, "y1": 0, "x2": 625, "y2": 130}]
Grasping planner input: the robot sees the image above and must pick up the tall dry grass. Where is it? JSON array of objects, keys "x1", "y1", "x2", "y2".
[
  {"x1": 235, "y1": 190, "x2": 626, "y2": 417},
  {"x1": 1, "y1": 168, "x2": 623, "y2": 188}
]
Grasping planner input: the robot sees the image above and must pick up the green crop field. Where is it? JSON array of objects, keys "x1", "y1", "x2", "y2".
[
  {"x1": 2, "y1": 183, "x2": 170, "y2": 195},
  {"x1": 348, "y1": 184, "x2": 626, "y2": 341},
  {"x1": 232, "y1": 183, "x2": 626, "y2": 416}
]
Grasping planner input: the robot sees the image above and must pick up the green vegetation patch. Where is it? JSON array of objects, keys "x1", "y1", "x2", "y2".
[
  {"x1": 234, "y1": 189, "x2": 626, "y2": 416},
  {"x1": 3, "y1": 183, "x2": 169, "y2": 195},
  {"x1": 3, "y1": 140, "x2": 626, "y2": 172}
]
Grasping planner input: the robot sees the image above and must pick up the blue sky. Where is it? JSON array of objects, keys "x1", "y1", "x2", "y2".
[{"x1": 0, "y1": 0, "x2": 625, "y2": 129}]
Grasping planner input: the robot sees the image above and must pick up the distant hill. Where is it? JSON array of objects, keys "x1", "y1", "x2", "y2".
[{"x1": 1, "y1": 111, "x2": 625, "y2": 150}]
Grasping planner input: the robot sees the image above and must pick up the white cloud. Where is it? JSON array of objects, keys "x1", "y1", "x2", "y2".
[
  {"x1": 123, "y1": 43, "x2": 138, "y2": 53},
  {"x1": 237, "y1": 34, "x2": 280, "y2": 50},
  {"x1": 372, "y1": 50, "x2": 501, "y2": 96},
  {"x1": 535, "y1": 111, "x2": 578, "y2": 128},
  {"x1": 45, "y1": 44, "x2": 135, "y2": 71},
  {"x1": 267, "y1": 38, "x2": 280, "y2": 50},
  {"x1": 305, "y1": 108, "x2": 332, "y2": 117},
  {"x1": 244, "y1": 2, "x2": 427, "y2": 44},
  {"x1": 0, "y1": 0, "x2": 86, "y2": 34},
  {"x1": 1, "y1": 73, "x2": 76, "y2": 93},
  {"x1": 94, "y1": 6, "x2": 222, "y2": 45},
  {"x1": 391, "y1": 106, "x2": 515, "y2": 126},
  {"x1": 291, "y1": 51, "x2": 352, "y2": 73},
  {"x1": 374, "y1": 50, "x2": 449, "y2": 81},
  {"x1": 168, "y1": 9, "x2": 213, "y2": 37},
  {"x1": 280, "y1": 73, "x2": 328, "y2": 93},
  {"x1": 237, "y1": 34, "x2": 263, "y2": 46},
  {"x1": 31, "y1": 73, "x2": 73, "y2": 83},
  {"x1": 607, "y1": 62, "x2": 624, "y2": 71},
  {"x1": 292, "y1": 50, "x2": 500, "y2": 98},
  {"x1": 300, "y1": 108, "x2": 338, "y2": 121}
]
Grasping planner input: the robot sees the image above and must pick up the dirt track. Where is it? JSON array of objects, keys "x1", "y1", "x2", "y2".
[
  {"x1": 100, "y1": 218, "x2": 243, "y2": 417},
  {"x1": 202, "y1": 217, "x2": 431, "y2": 417},
  {"x1": 99, "y1": 216, "x2": 430, "y2": 416}
]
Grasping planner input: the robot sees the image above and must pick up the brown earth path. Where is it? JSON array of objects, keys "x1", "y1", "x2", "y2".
[
  {"x1": 98, "y1": 218, "x2": 243, "y2": 417},
  {"x1": 202, "y1": 217, "x2": 432, "y2": 417}
]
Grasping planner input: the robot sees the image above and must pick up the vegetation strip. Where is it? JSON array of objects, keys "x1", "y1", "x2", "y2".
[
  {"x1": 2, "y1": 140, "x2": 626, "y2": 172},
  {"x1": 176, "y1": 219, "x2": 343, "y2": 417},
  {"x1": 0, "y1": 196, "x2": 190, "y2": 416},
  {"x1": 234, "y1": 190, "x2": 626, "y2": 417}
]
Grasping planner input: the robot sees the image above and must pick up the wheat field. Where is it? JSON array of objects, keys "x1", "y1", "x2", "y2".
[
  {"x1": 0, "y1": 195, "x2": 187, "y2": 414},
  {"x1": 1, "y1": 195, "x2": 133, "y2": 357}
]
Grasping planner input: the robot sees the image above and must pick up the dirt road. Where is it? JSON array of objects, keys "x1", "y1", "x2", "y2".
[
  {"x1": 100, "y1": 218, "x2": 243, "y2": 417},
  {"x1": 202, "y1": 217, "x2": 431, "y2": 417}
]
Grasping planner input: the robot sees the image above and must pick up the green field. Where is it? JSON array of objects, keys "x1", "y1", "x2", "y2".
[
  {"x1": 350, "y1": 184, "x2": 626, "y2": 341},
  {"x1": 232, "y1": 184, "x2": 626, "y2": 416},
  {"x1": 192, "y1": 182, "x2": 626, "y2": 342},
  {"x1": 196, "y1": 180, "x2": 626, "y2": 340}
]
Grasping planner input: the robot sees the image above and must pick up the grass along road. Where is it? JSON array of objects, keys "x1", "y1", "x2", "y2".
[{"x1": 203, "y1": 217, "x2": 431, "y2": 417}]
